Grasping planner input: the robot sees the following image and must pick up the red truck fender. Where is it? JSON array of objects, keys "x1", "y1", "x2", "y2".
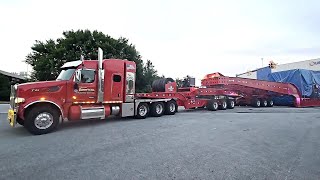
[{"x1": 20, "y1": 97, "x2": 65, "y2": 120}]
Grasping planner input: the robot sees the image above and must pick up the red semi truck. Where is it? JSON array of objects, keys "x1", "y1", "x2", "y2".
[
  {"x1": 9, "y1": 48, "x2": 320, "y2": 135},
  {"x1": 7, "y1": 48, "x2": 236, "y2": 135}
]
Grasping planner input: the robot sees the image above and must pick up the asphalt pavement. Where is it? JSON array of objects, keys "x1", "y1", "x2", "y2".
[
  {"x1": 1, "y1": 107, "x2": 320, "y2": 179},
  {"x1": 0, "y1": 104, "x2": 9, "y2": 113}
]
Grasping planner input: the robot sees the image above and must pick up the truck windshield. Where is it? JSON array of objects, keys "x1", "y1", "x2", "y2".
[{"x1": 56, "y1": 68, "x2": 76, "y2": 80}]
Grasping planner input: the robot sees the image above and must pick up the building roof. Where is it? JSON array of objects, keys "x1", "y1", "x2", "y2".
[{"x1": 0, "y1": 69, "x2": 26, "y2": 80}]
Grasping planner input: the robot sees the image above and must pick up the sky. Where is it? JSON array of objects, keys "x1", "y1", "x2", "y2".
[{"x1": 1, "y1": 0, "x2": 320, "y2": 82}]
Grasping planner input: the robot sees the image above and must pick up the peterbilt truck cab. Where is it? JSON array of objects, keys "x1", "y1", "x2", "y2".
[{"x1": 8, "y1": 48, "x2": 178, "y2": 135}]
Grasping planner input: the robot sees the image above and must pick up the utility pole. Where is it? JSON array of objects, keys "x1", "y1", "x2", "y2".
[{"x1": 261, "y1": 58, "x2": 264, "y2": 67}]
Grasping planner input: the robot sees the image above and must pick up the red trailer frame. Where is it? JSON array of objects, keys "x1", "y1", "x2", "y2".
[
  {"x1": 136, "y1": 82, "x2": 238, "y2": 110},
  {"x1": 201, "y1": 76, "x2": 320, "y2": 107}
]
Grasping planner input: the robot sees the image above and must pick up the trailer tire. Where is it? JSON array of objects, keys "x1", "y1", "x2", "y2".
[
  {"x1": 252, "y1": 99, "x2": 261, "y2": 107},
  {"x1": 135, "y1": 103, "x2": 149, "y2": 119},
  {"x1": 165, "y1": 100, "x2": 178, "y2": 115},
  {"x1": 262, "y1": 99, "x2": 268, "y2": 107},
  {"x1": 219, "y1": 100, "x2": 228, "y2": 110},
  {"x1": 150, "y1": 102, "x2": 165, "y2": 117},
  {"x1": 227, "y1": 100, "x2": 235, "y2": 109},
  {"x1": 267, "y1": 100, "x2": 274, "y2": 107},
  {"x1": 207, "y1": 100, "x2": 219, "y2": 111},
  {"x1": 25, "y1": 106, "x2": 60, "y2": 135}
]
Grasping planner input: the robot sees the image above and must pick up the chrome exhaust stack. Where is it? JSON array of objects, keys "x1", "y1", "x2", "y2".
[{"x1": 97, "y1": 47, "x2": 104, "y2": 103}]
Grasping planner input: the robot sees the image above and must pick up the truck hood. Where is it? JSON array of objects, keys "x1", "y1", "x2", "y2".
[{"x1": 17, "y1": 80, "x2": 67, "y2": 95}]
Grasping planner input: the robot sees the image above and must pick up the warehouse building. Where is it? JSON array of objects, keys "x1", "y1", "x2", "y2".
[{"x1": 236, "y1": 58, "x2": 320, "y2": 79}]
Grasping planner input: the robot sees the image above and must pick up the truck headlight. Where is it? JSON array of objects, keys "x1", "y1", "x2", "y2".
[{"x1": 14, "y1": 97, "x2": 25, "y2": 104}]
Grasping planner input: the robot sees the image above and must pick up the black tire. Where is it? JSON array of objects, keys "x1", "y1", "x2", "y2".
[
  {"x1": 25, "y1": 106, "x2": 60, "y2": 135},
  {"x1": 227, "y1": 99, "x2": 235, "y2": 109},
  {"x1": 135, "y1": 103, "x2": 149, "y2": 119},
  {"x1": 16, "y1": 116, "x2": 24, "y2": 126},
  {"x1": 252, "y1": 99, "x2": 261, "y2": 107},
  {"x1": 261, "y1": 99, "x2": 268, "y2": 107},
  {"x1": 219, "y1": 100, "x2": 227, "y2": 110},
  {"x1": 207, "y1": 100, "x2": 219, "y2": 111},
  {"x1": 267, "y1": 99, "x2": 274, "y2": 107},
  {"x1": 165, "y1": 100, "x2": 178, "y2": 115},
  {"x1": 152, "y1": 78, "x2": 175, "y2": 92},
  {"x1": 150, "y1": 102, "x2": 165, "y2": 117}
]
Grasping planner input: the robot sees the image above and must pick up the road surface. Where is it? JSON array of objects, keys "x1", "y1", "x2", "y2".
[
  {"x1": 0, "y1": 107, "x2": 320, "y2": 179},
  {"x1": 0, "y1": 104, "x2": 9, "y2": 113}
]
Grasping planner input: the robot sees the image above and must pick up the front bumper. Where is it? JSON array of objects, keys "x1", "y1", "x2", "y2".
[
  {"x1": 8, "y1": 108, "x2": 17, "y2": 127},
  {"x1": 8, "y1": 85, "x2": 17, "y2": 127}
]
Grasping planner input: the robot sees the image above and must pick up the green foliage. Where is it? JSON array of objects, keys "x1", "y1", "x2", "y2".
[
  {"x1": 0, "y1": 74, "x2": 10, "y2": 101},
  {"x1": 138, "y1": 60, "x2": 159, "y2": 93},
  {"x1": 176, "y1": 75, "x2": 192, "y2": 88},
  {"x1": 25, "y1": 29, "x2": 158, "y2": 92}
]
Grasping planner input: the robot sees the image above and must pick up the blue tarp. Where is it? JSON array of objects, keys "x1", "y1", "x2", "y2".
[
  {"x1": 257, "y1": 67, "x2": 271, "y2": 81},
  {"x1": 266, "y1": 69, "x2": 320, "y2": 97}
]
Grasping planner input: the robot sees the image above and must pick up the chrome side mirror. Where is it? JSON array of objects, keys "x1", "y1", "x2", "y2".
[{"x1": 74, "y1": 69, "x2": 82, "y2": 83}]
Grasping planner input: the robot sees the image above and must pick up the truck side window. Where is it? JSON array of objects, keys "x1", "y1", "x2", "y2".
[
  {"x1": 81, "y1": 70, "x2": 95, "y2": 83},
  {"x1": 113, "y1": 75, "x2": 121, "y2": 82}
]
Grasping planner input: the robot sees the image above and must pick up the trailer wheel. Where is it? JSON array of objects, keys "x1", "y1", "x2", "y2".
[
  {"x1": 25, "y1": 106, "x2": 60, "y2": 135},
  {"x1": 219, "y1": 100, "x2": 228, "y2": 110},
  {"x1": 135, "y1": 103, "x2": 149, "y2": 119},
  {"x1": 165, "y1": 100, "x2": 178, "y2": 115},
  {"x1": 252, "y1": 99, "x2": 261, "y2": 107},
  {"x1": 262, "y1": 99, "x2": 268, "y2": 107},
  {"x1": 207, "y1": 100, "x2": 219, "y2": 111},
  {"x1": 267, "y1": 100, "x2": 274, "y2": 107},
  {"x1": 227, "y1": 100, "x2": 235, "y2": 109},
  {"x1": 150, "y1": 102, "x2": 165, "y2": 117}
]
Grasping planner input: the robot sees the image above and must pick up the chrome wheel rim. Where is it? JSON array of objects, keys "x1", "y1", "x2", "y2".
[
  {"x1": 213, "y1": 102, "x2": 218, "y2": 109},
  {"x1": 230, "y1": 101, "x2": 235, "y2": 107},
  {"x1": 223, "y1": 102, "x2": 227, "y2": 108},
  {"x1": 139, "y1": 105, "x2": 148, "y2": 116},
  {"x1": 156, "y1": 104, "x2": 163, "y2": 114},
  {"x1": 169, "y1": 103, "x2": 175, "y2": 112},
  {"x1": 34, "y1": 112, "x2": 53, "y2": 130},
  {"x1": 257, "y1": 101, "x2": 261, "y2": 106},
  {"x1": 270, "y1": 101, "x2": 274, "y2": 106},
  {"x1": 264, "y1": 101, "x2": 268, "y2": 106}
]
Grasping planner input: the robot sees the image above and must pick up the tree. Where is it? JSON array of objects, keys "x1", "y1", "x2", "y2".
[
  {"x1": 25, "y1": 29, "x2": 156, "y2": 92},
  {"x1": 0, "y1": 75, "x2": 10, "y2": 101},
  {"x1": 176, "y1": 75, "x2": 192, "y2": 88},
  {"x1": 142, "y1": 60, "x2": 159, "y2": 92}
]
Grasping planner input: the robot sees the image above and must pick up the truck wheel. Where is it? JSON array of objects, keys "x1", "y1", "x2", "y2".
[
  {"x1": 262, "y1": 99, "x2": 268, "y2": 107},
  {"x1": 25, "y1": 106, "x2": 60, "y2": 135},
  {"x1": 219, "y1": 100, "x2": 227, "y2": 110},
  {"x1": 207, "y1": 100, "x2": 218, "y2": 111},
  {"x1": 227, "y1": 100, "x2": 235, "y2": 109},
  {"x1": 17, "y1": 117, "x2": 24, "y2": 126},
  {"x1": 267, "y1": 100, "x2": 274, "y2": 107},
  {"x1": 252, "y1": 99, "x2": 261, "y2": 107},
  {"x1": 135, "y1": 103, "x2": 149, "y2": 119},
  {"x1": 165, "y1": 100, "x2": 178, "y2": 115},
  {"x1": 150, "y1": 102, "x2": 165, "y2": 117}
]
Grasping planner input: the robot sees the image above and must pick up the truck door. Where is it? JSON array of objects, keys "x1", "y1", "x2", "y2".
[
  {"x1": 111, "y1": 73, "x2": 123, "y2": 101},
  {"x1": 73, "y1": 69, "x2": 97, "y2": 103}
]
